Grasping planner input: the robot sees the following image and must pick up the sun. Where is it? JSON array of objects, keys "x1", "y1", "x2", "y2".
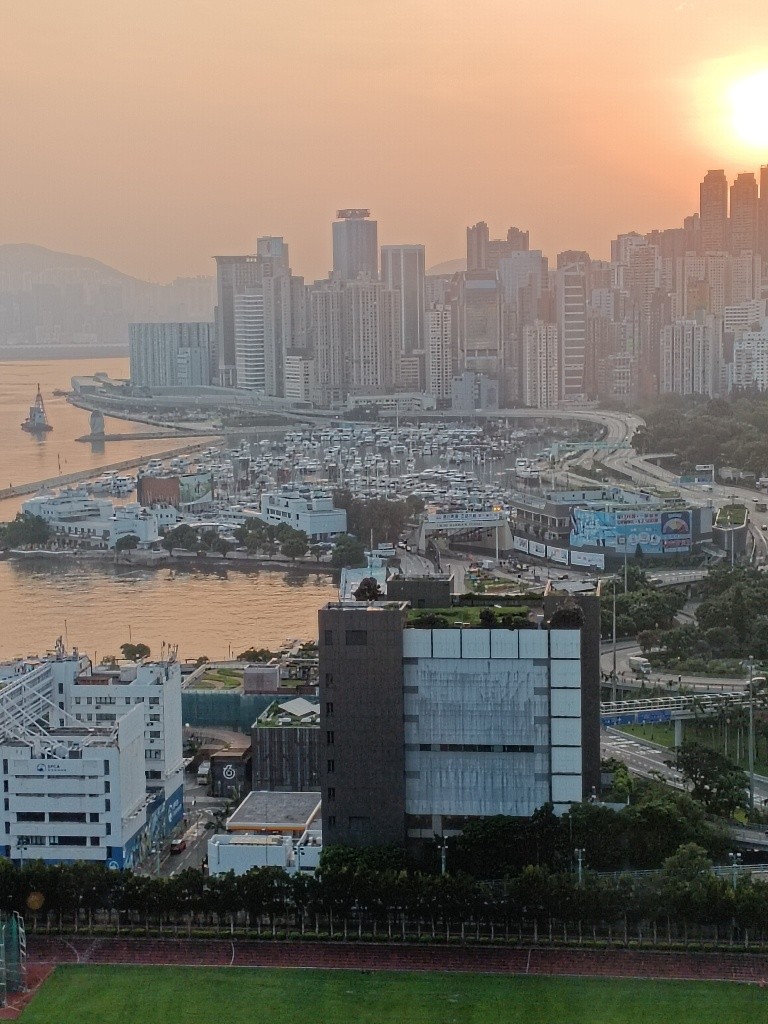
[{"x1": 729, "y1": 69, "x2": 768, "y2": 148}]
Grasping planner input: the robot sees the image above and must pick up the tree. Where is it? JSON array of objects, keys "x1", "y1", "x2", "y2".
[
  {"x1": 331, "y1": 535, "x2": 366, "y2": 569},
  {"x1": 0, "y1": 513, "x2": 51, "y2": 550},
  {"x1": 120, "y1": 642, "x2": 151, "y2": 661},
  {"x1": 673, "y1": 742, "x2": 748, "y2": 817},
  {"x1": 479, "y1": 608, "x2": 498, "y2": 628},
  {"x1": 114, "y1": 534, "x2": 140, "y2": 552},
  {"x1": 353, "y1": 576, "x2": 383, "y2": 601},
  {"x1": 162, "y1": 524, "x2": 199, "y2": 552},
  {"x1": 238, "y1": 647, "x2": 276, "y2": 663},
  {"x1": 281, "y1": 534, "x2": 309, "y2": 561}
]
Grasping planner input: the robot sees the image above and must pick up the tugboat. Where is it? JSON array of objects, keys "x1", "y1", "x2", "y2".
[{"x1": 21, "y1": 385, "x2": 53, "y2": 433}]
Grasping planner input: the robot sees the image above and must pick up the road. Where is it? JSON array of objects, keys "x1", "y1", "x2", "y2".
[{"x1": 602, "y1": 728, "x2": 768, "y2": 844}]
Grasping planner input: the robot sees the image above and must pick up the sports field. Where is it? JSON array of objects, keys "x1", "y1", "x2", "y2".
[{"x1": 17, "y1": 965, "x2": 768, "y2": 1023}]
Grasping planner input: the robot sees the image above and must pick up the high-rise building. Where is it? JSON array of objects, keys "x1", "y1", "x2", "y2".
[
  {"x1": 759, "y1": 166, "x2": 768, "y2": 264},
  {"x1": 214, "y1": 255, "x2": 260, "y2": 384},
  {"x1": 234, "y1": 288, "x2": 266, "y2": 390},
  {"x1": 456, "y1": 270, "x2": 505, "y2": 379},
  {"x1": 700, "y1": 169, "x2": 728, "y2": 252},
  {"x1": 730, "y1": 172, "x2": 759, "y2": 255},
  {"x1": 318, "y1": 599, "x2": 600, "y2": 848},
  {"x1": 332, "y1": 209, "x2": 378, "y2": 281},
  {"x1": 660, "y1": 313, "x2": 722, "y2": 396},
  {"x1": 311, "y1": 282, "x2": 345, "y2": 407},
  {"x1": 344, "y1": 277, "x2": 400, "y2": 391},
  {"x1": 523, "y1": 321, "x2": 559, "y2": 408},
  {"x1": 556, "y1": 263, "x2": 588, "y2": 400},
  {"x1": 380, "y1": 245, "x2": 425, "y2": 356},
  {"x1": 467, "y1": 222, "x2": 529, "y2": 271},
  {"x1": 425, "y1": 304, "x2": 453, "y2": 400},
  {"x1": 731, "y1": 318, "x2": 768, "y2": 390},
  {"x1": 129, "y1": 322, "x2": 214, "y2": 387}
]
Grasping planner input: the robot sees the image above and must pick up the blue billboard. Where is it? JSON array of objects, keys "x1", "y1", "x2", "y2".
[{"x1": 570, "y1": 507, "x2": 691, "y2": 556}]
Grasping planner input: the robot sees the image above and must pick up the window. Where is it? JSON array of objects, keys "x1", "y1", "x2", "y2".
[
  {"x1": 149, "y1": 731, "x2": 160, "y2": 739},
  {"x1": 345, "y1": 630, "x2": 368, "y2": 646},
  {"x1": 327, "y1": 759, "x2": 335, "y2": 773},
  {"x1": 326, "y1": 731, "x2": 334, "y2": 745},
  {"x1": 149, "y1": 697, "x2": 159, "y2": 706},
  {"x1": 324, "y1": 673, "x2": 333, "y2": 686},
  {"x1": 106, "y1": 823, "x2": 111, "y2": 836},
  {"x1": 103, "y1": 760, "x2": 110, "y2": 775},
  {"x1": 104, "y1": 781, "x2": 110, "y2": 793},
  {"x1": 327, "y1": 815, "x2": 336, "y2": 827},
  {"x1": 325, "y1": 702, "x2": 334, "y2": 715},
  {"x1": 89, "y1": 813, "x2": 99, "y2": 823},
  {"x1": 49, "y1": 812, "x2": 86, "y2": 823},
  {"x1": 327, "y1": 787, "x2": 335, "y2": 801},
  {"x1": 324, "y1": 629, "x2": 333, "y2": 646},
  {"x1": 105, "y1": 799, "x2": 110, "y2": 812},
  {"x1": 90, "y1": 837, "x2": 100, "y2": 846},
  {"x1": 17, "y1": 812, "x2": 45, "y2": 822}
]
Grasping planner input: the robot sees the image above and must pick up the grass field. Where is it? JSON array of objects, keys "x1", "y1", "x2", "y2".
[{"x1": 18, "y1": 966, "x2": 768, "y2": 1023}]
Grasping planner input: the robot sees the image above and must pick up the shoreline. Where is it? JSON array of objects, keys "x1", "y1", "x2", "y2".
[{"x1": 2, "y1": 547, "x2": 338, "y2": 578}]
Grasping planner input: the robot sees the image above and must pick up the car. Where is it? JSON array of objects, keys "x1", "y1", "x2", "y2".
[{"x1": 170, "y1": 838, "x2": 187, "y2": 855}]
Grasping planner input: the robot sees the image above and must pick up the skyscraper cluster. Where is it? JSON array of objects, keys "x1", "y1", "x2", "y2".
[{"x1": 206, "y1": 166, "x2": 768, "y2": 410}]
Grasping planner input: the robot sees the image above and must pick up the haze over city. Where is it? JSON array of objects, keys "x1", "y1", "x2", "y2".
[{"x1": 3, "y1": 0, "x2": 768, "y2": 281}]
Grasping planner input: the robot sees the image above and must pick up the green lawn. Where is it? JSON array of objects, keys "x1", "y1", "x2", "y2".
[{"x1": 19, "y1": 966, "x2": 768, "y2": 1023}]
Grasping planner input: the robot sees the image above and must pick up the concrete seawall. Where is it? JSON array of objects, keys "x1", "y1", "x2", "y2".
[{"x1": 0, "y1": 440, "x2": 216, "y2": 503}]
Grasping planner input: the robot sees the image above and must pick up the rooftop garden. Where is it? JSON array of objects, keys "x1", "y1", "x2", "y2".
[
  {"x1": 714, "y1": 504, "x2": 747, "y2": 527},
  {"x1": 406, "y1": 605, "x2": 532, "y2": 628}
]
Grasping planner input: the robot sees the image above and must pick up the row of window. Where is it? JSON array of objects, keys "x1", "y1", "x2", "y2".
[
  {"x1": 323, "y1": 630, "x2": 368, "y2": 647},
  {"x1": 17, "y1": 836, "x2": 101, "y2": 847},
  {"x1": 418, "y1": 743, "x2": 535, "y2": 753},
  {"x1": 74, "y1": 695, "x2": 160, "y2": 706}
]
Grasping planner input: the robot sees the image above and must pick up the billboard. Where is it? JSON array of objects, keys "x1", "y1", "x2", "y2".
[
  {"x1": 571, "y1": 507, "x2": 660, "y2": 555},
  {"x1": 179, "y1": 472, "x2": 214, "y2": 506},
  {"x1": 547, "y1": 545, "x2": 569, "y2": 564},
  {"x1": 513, "y1": 536, "x2": 529, "y2": 553},
  {"x1": 660, "y1": 510, "x2": 692, "y2": 552},
  {"x1": 570, "y1": 550, "x2": 605, "y2": 570},
  {"x1": 529, "y1": 540, "x2": 546, "y2": 557}
]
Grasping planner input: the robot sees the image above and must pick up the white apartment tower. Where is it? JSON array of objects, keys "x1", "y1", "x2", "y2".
[
  {"x1": 425, "y1": 305, "x2": 453, "y2": 400},
  {"x1": 523, "y1": 321, "x2": 560, "y2": 408}
]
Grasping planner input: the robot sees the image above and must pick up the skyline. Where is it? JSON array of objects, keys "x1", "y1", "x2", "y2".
[{"x1": 3, "y1": 2, "x2": 768, "y2": 282}]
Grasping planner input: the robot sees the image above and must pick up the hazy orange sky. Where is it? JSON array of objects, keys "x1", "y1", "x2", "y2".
[{"x1": 3, "y1": 1, "x2": 768, "y2": 282}]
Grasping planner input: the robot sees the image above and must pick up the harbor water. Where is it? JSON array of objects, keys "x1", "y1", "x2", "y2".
[{"x1": 0, "y1": 357, "x2": 337, "y2": 659}]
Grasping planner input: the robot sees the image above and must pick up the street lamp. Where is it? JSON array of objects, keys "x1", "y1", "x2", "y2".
[
  {"x1": 436, "y1": 834, "x2": 448, "y2": 876},
  {"x1": 729, "y1": 851, "x2": 742, "y2": 891},
  {"x1": 16, "y1": 837, "x2": 28, "y2": 868},
  {"x1": 574, "y1": 848, "x2": 585, "y2": 887}
]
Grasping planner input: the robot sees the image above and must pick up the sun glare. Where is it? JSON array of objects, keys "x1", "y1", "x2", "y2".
[{"x1": 729, "y1": 69, "x2": 768, "y2": 148}]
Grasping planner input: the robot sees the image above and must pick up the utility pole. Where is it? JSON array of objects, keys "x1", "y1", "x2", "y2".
[
  {"x1": 748, "y1": 657, "x2": 755, "y2": 813},
  {"x1": 612, "y1": 576, "x2": 617, "y2": 703}
]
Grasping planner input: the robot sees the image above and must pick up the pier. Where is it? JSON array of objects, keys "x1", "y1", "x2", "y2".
[{"x1": 0, "y1": 439, "x2": 220, "y2": 503}]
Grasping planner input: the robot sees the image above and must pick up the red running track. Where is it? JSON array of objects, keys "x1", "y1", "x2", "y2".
[{"x1": 25, "y1": 936, "x2": 768, "y2": 985}]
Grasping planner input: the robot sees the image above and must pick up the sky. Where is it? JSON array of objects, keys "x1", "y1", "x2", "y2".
[{"x1": 2, "y1": 0, "x2": 768, "y2": 282}]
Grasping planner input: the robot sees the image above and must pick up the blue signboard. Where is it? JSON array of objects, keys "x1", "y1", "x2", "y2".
[{"x1": 602, "y1": 709, "x2": 672, "y2": 726}]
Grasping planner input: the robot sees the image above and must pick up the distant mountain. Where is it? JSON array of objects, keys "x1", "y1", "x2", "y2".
[
  {"x1": 0, "y1": 244, "x2": 149, "y2": 285},
  {"x1": 427, "y1": 258, "x2": 466, "y2": 276},
  {"x1": 0, "y1": 244, "x2": 215, "y2": 356}
]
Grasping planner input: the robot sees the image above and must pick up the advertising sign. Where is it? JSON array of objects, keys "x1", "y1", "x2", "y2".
[
  {"x1": 660, "y1": 510, "x2": 692, "y2": 552},
  {"x1": 529, "y1": 540, "x2": 546, "y2": 558},
  {"x1": 547, "y1": 545, "x2": 569, "y2": 564},
  {"x1": 179, "y1": 472, "x2": 214, "y2": 506},
  {"x1": 513, "y1": 536, "x2": 529, "y2": 553},
  {"x1": 570, "y1": 550, "x2": 605, "y2": 569},
  {"x1": 571, "y1": 507, "x2": 666, "y2": 555}
]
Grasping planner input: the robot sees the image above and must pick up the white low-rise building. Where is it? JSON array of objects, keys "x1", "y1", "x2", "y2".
[
  {"x1": 259, "y1": 489, "x2": 347, "y2": 540},
  {"x1": 0, "y1": 646, "x2": 184, "y2": 867},
  {"x1": 21, "y1": 492, "x2": 160, "y2": 548}
]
